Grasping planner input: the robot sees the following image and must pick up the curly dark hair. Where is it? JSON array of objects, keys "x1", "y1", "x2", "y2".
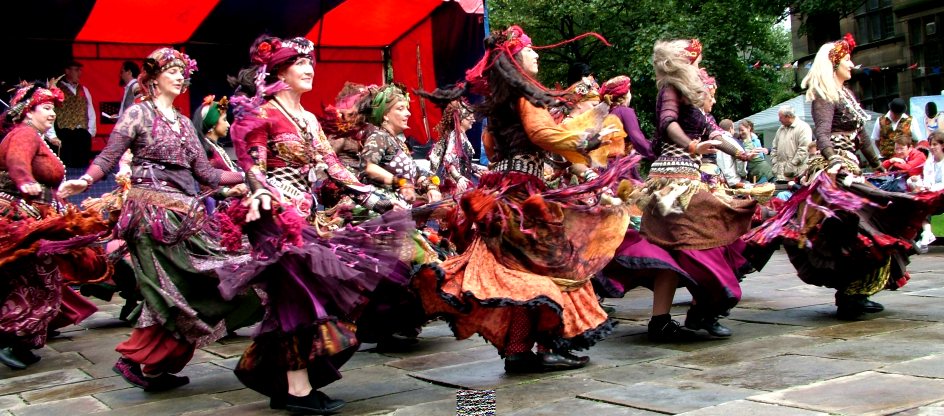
[{"x1": 418, "y1": 29, "x2": 565, "y2": 160}]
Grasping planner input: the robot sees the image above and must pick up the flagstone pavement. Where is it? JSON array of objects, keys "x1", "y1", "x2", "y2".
[{"x1": 3, "y1": 248, "x2": 944, "y2": 416}]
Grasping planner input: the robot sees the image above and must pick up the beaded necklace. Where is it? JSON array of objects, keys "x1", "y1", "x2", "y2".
[
  {"x1": 148, "y1": 101, "x2": 188, "y2": 144},
  {"x1": 839, "y1": 87, "x2": 871, "y2": 128},
  {"x1": 272, "y1": 98, "x2": 314, "y2": 142},
  {"x1": 206, "y1": 138, "x2": 238, "y2": 172}
]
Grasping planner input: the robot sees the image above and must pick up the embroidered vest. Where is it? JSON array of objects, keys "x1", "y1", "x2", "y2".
[
  {"x1": 55, "y1": 82, "x2": 89, "y2": 130},
  {"x1": 878, "y1": 116, "x2": 912, "y2": 159}
]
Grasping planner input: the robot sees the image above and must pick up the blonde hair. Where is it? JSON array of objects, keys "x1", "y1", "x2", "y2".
[
  {"x1": 652, "y1": 39, "x2": 705, "y2": 108},
  {"x1": 802, "y1": 42, "x2": 842, "y2": 103}
]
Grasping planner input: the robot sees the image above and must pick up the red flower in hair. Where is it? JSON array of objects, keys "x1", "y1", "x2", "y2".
[
  {"x1": 259, "y1": 42, "x2": 272, "y2": 53},
  {"x1": 843, "y1": 33, "x2": 856, "y2": 50}
]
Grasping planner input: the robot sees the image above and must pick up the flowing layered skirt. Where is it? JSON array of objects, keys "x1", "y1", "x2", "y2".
[{"x1": 414, "y1": 159, "x2": 636, "y2": 354}]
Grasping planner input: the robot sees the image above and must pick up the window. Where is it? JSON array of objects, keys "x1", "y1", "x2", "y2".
[
  {"x1": 856, "y1": 70, "x2": 899, "y2": 113},
  {"x1": 909, "y1": 13, "x2": 944, "y2": 96},
  {"x1": 855, "y1": 0, "x2": 895, "y2": 44}
]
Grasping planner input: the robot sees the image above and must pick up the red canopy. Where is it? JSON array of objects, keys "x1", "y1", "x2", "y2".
[{"x1": 54, "y1": 0, "x2": 484, "y2": 145}]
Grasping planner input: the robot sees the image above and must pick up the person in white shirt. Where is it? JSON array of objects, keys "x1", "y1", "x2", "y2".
[
  {"x1": 715, "y1": 119, "x2": 749, "y2": 188},
  {"x1": 911, "y1": 131, "x2": 944, "y2": 251}
]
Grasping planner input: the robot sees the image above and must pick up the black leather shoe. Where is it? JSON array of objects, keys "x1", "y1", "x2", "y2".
[
  {"x1": 685, "y1": 309, "x2": 732, "y2": 337},
  {"x1": 0, "y1": 347, "x2": 26, "y2": 370},
  {"x1": 269, "y1": 395, "x2": 286, "y2": 410},
  {"x1": 11, "y1": 348, "x2": 40, "y2": 366},
  {"x1": 861, "y1": 299, "x2": 884, "y2": 313},
  {"x1": 504, "y1": 351, "x2": 540, "y2": 373},
  {"x1": 285, "y1": 390, "x2": 346, "y2": 414},
  {"x1": 143, "y1": 373, "x2": 190, "y2": 392},
  {"x1": 648, "y1": 318, "x2": 698, "y2": 342},
  {"x1": 538, "y1": 350, "x2": 588, "y2": 371}
]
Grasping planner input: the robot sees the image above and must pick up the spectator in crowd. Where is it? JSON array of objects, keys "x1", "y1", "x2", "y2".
[
  {"x1": 770, "y1": 105, "x2": 812, "y2": 181},
  {"x1": 716, "y1": 119, "x2": 749, "y2": 188},
  {"x1": 737, "y1": 119, "x2": 774, "y2": 183},
  {"x1": 55, "y1": 60, "x2": 96, "y2": 168},
  {"x1": 925, "y1": 101, "x2": 943, "y2": 138},
  {"x1": 872, "y1": 97, "x2": 922, "y2": 159},
  {"x1": 118, "y1": 60, "x2": 141, "y2": 117},
  {"x1": 911, "y1": 131, "x2": 944, "y2": 252},
  {"x1": 882, "y1": 135, "x2": 926, "y2": 177}
]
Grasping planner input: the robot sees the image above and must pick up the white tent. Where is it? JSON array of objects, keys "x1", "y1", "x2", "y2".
[{"x1": 739, "y1": 95, "x2": 881, "y2": 148}]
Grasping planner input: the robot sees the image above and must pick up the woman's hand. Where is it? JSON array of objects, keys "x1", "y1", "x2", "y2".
[
  {"x1": 19, "y1": 182, "x2": 42, "y2": 196},
  {"x1": 226, "y1": 184, "x2": 249, "y2": 197},
  {"x1": 244, "y1": 192, "x2": 272, "y2": 222},
  {"x1": 427, "y1": 187, "x2": 442, "y2": 203},
  {"x1": 398, "y1": 186, "x2": 416, "y2": 204},
  {"x1": 47, "y1": 137, "x2": 62, "y2": 148},
  {"x1": 456, "y1": 177, "x2": 473, "y2": 193},
  {"x1": 696, "y1": 139, "x2": 721, "y2": 155},
  {"x1": 57, "y1": 179, "x2": 88, "y2": 198}
]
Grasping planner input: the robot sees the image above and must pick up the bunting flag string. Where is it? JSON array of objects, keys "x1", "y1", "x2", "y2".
[{"x1": 744, "y1": 60, "x2": 941, "y2": 75}]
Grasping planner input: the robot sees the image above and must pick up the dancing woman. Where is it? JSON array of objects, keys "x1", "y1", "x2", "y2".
[
  {"x1": 747, "y1": 34, "x2": 944, "y2": 319},
  {"x1": 415, "y1": 25, "x2": 633, "y2": 373},
  {"x1": 0, "y1": 83, "x2": 110, "y2": 370},
  {"x1": 602, "y1": 40, "x2": 757, "y2": 340},
  {"x1": 58, "y1": 48, "x2": 252, "y2": 391},
  {"x1": 225, "y1": 35, "x2": 412, "y2": 414}
]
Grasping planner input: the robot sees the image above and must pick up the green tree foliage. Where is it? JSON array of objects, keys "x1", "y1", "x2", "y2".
[{"x1": 487, "y1": 0, "x2": 795, "y2": 132}]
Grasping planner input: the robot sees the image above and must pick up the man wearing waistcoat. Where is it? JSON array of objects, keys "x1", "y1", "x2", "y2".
[
  {"x1": 871, "y1": 98, "x2": 922, "y2": 160},
  {"x1": 55, "y1": 61, "x2": 96, "y2": 168}
]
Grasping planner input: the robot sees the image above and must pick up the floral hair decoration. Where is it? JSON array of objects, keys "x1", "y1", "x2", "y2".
[
  {"x1": 829, "y1": 33, "x2": 856, "y2": 68},
  {"x1": 683, "y1": 39, "x2": 702, "y2": 64},
  {"x1": 252, "y1": 37, "x2": 315, "y2": 68},
  {"x1": 463, "y1": 25, "x2": 611, "y2": 95},
  {"x1": 139, "y1": 47, "x2": 198, "y2": 99},
  {"x1": 6, "y1": 83, "x2": 65, "y2": 123}
]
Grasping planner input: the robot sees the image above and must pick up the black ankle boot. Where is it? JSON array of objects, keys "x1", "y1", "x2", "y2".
[
  {"x1": 685, "y1": 308, "x2": 732, "y2": 337},
  {"x1": 504, "y1": 351, "x2": 540, "y2": 373},
  {"x1": 0, "y1": 347, "x2": 26, "y2": 370},
  {"x1": 648, "y1": 315, "x2": 697, "y2": 342},
  {"x1": 285, "y1": 390, "x2": 346, "y2": 414},
  {"x1": 538, "y1": 350, "x2": 589, "y2": 371}
]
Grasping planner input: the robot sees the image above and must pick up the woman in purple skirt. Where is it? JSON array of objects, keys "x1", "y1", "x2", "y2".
[{"x1": 224, "y1": 35, "x2": 412, "y2": 414}]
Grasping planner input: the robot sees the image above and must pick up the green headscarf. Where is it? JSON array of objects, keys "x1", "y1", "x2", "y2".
[
  {"x1": 201, "y1": 95, "x2": 228, "y2": 133},
  {"x1": 369, "y1": 84, "x2": 409, "y2": 127}
]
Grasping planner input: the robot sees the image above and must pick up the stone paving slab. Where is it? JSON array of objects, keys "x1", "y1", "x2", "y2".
[
  {"x1": 0, "y1": 395, "x2": 25, "y2": 411},
  {"x1": 338, "y1": 385, "x2": 457, "y2": 415},
  {"x1": 387, "y1": 398, "x2": 456, "y2": 415},
  {"x1": 578, "y1": 379, "x2": 764, "y2": 414},
  {"x1": 878, "y1": 354, "x2": 944, "y2": 378},
  {"x1": 675, "y1": 399, "x2": 830, "y2": 415},
  {"x1": 409, "y1": 358, "x2": 563, "y2": 390},
  {"x1": 657, "y1": 334, "x2": 836, "y2": 370},
  {"x1": 206, "y1": 387, "x2": 267, "y2": 407},
  {"x1": 93, "y1": 395, "x2": 231, "y2": 416},
  {"x1": 792, "y1": 336, "x2": 944, "y2": 363},
  {"x1": 385, "y1": 345, "x2": 496, "y2": 372},
  {"x1": 0, "y1": 352, "x2": 91, "y2": 380},
  {"x1": 20, "y1": 375, "x2": 131, "y2": 404},
  {"x1": 725, "y1": 304, "x2": 843, "y2": 328},
  {"x1": 795, "y1": 318, "x2": 929, "y2": 339},
  {"x1": 505, "y1": 397, "x2": 663, "y2": 415},
  {"x1": 895, "y1": 401, "x2": 944, "y2": 416},
  {"x1": 93, "y1": 371, "x2": 245, "y2": 410},
  {"x1": 750, "y1": 371, "x2": 944, "y2": 415},
  {"x1": 582, "y1": 362, "x2": 701, "y2": 386},
  {"x1": 688, "y1": 354, "x2": 881, "y2": 391},
  {"x1": 0, "y1": 369, "x2": 92, "y2": 396},
  {"x1": 321, "y1": 364, "x2": 435, "y2": 403},
  {"x1": 493, "y1": 374, "x2": 617, "y2": 413},
  {"x1": 9, "y1": 396, "x2": 109, "y2": 416}
]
